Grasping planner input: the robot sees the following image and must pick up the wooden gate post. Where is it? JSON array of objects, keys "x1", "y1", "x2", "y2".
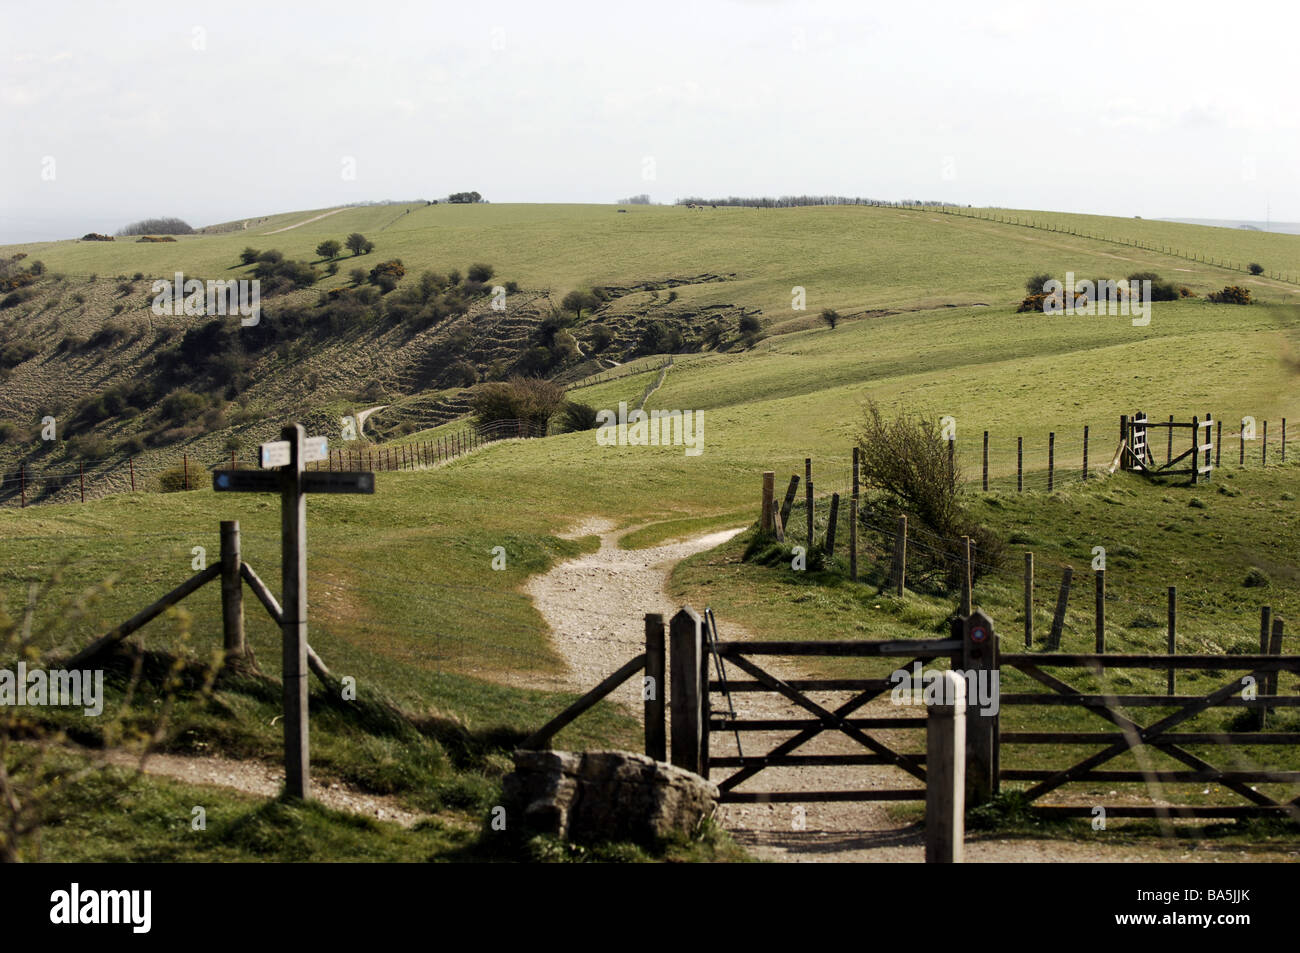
[
  {"x1": 219, "y1": 520, "x2": 245, "y2": 659},
  {"x1": 280, "y1": 424, "x2": 310, "y2": 800},
  {"x1": 760, "y1": 471, "x2": 774, "y2": 534},
  {"x1": 926, "y1": 670, "x2": 966, "y2": 863},
  {"x1": 804, "y1": 458, "x2": 814, "y2": 550},
  {"x1": 669, "y1": 607, "x2": 703, "y2": 775},
  {"x1": 780, "y1": 475, "x2": 800, "y2": 529},
  {"x1": 961, "y1": 609, "x2": 999, "y2": 807},
  {"x1": 1023, "y1": 552, "x2": 1034, "y2": 648},
  {"x1": 644, "y1": 613, "x2": 666, "y2": 761}
]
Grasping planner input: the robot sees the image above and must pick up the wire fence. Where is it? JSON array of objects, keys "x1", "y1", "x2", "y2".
[{"x1": 0, "y1": 417, "x2": 545, "y2": 509}]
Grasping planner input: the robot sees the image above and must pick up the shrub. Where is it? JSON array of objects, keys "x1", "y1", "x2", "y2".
[
  {"x1": 135, "y1": 235, "x2": 177, "y2": 243},
  {"x1": 738, "y1": 314, "x2": 761, "y2": 334},
  {"x1": 160, "y1": 389, "x2": 207, "y2": 425},
  {"x1": 133, "y1": 272, "x2": 144, "y2": 281},
  {"x1": 349, "y1": 267, "x2": 367, "y2": 286},
  {"x1": 856, "y1": 400, "x2": 1004, "y2": 588},
  {"x1": 0, "y1": 342, "x2": 38, "y2": 368},
  {"x1": 80, "y1": 233, "x2": 114, "y2": 242},
  {"x1": 1126, "y1": 272, "x2": 1180, "y2": 301},
  {"x1": 471, "y1": 377, "x2": 567, "y2": 431},
  {"x1": 1207, "y1": 285, "x2": 1253, "y2": 305},
  {"x1": 0, "y1": 290, "x2": 35, "y2": 310},
  {"x1": 447, "y1": 360, "x2": 478, "y2": 387},
  {"x1": 346, "y1": 233, "x2": 369, "y2": 256},
  {"x1": 111, "y1": 304, "x2": 125, "y2": 315},
  {"x1": 821, "y1": 308, "x2": 840, "y2": 329},
  {"x1": 559, "y1": 401, "x2": 600, "y2": 432},
  {"x1": 467, "y1": 263, "x2": 494, "y2": 283},
  {"x1": 316, "y1": 239, "x2": 342, "y2": 260},
  {"x1": 639, "y1": 320, "x2": 683, "y2": 354},
  {"x1": 1244, "y1": 567, "x2": 1271, "y2": 588},
  {"x1": 587, "y1": 324, "x2": 614, "y2": 352},
  {"x1": 368, "y1": 259, "x2": 406, "y2": 292},
  {"x1": 239, "y1": 247, "x2": 260, "y2": 265},
  {"x1": 157, "y1": 467, "x2": 190, "y2": 492},
  {"x1": 1024, "y1": 273, "x2": 1054, "y2": 295},
  {"x1": 1249, "y1": 263, "x2": 1264, "y2": 276}
]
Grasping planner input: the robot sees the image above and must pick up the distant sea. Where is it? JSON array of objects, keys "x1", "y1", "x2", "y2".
[{"x1": 1156, "y1": 217, "x2": 1300, "y2": 236}]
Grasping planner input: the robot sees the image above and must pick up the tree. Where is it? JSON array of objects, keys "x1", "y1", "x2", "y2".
[
  {"x1": 316, "y1": 239, "x2": 342, "y2": 260},
  {"x1": 240, "y1": 247, "x2": 260, "y2": 265},
  {"x1": 1249, "y1": 262, "x2": 1264, "y2": 276},
  {"x1": 562, "y1": 289, "x2": 599, "y2": 320},
  {"x1": 821, "y1": 308, "x2": 840, "y2": 329},
  {"x1": 346, "y1": 233, "x2": 369, "y2": 256}
]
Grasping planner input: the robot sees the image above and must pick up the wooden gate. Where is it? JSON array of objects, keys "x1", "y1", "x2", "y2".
[
  {"x1": 999, "y1": 649, "x2": 1300, "y2": 817},
  {"x1": 700, "y1": 616, "x2": 995, "y2": 804}
]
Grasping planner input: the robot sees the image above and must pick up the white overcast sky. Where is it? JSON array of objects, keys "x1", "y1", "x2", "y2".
[{"x1": 2, "y1": 0, "x2": 1297, "y2": 242}]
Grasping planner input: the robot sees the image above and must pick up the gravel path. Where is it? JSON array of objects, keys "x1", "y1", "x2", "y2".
[{"x1": 524, "y1": 521, "x2": 1298, "y2": 863}]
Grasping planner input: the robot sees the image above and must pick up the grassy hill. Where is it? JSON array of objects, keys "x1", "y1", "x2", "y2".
[{"x1": 2, "y1": 202, "x2": 1299, "y2": 859}]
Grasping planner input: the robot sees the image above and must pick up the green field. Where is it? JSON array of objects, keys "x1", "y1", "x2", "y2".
[{"x1": 3, "y1": 202, "x2": 1299, "y2": 860}]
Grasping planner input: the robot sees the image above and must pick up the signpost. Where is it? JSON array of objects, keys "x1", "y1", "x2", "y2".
[{"x1": 213, "y1": 424, "x2": 374, "y2": 799}]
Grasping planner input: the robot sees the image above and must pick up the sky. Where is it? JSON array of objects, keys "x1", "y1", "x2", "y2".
[{"x1": 3, "y1": 0, "x2": 1298, "y2": 243}]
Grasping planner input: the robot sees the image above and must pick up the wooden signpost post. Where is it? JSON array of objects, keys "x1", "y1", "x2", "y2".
[{"x1": 213, "y1": 424, "x2": 374, "y2": 800}]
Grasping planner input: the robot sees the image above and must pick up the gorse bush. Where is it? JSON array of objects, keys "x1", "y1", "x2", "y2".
[{"x1": 1207, "y1": 285, "x2": 1252, "y2": 305}]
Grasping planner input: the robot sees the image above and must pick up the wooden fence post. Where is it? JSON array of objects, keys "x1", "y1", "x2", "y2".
[
  {"x1": 1082, "y1": 425, "x2": 1089, "y2": 481},
  {"x1": 926, "y1": 671, "x2": 965, "y2": 864},
  {"x1": 1167, "y1": 415, "x2": 1174, "y2": 465},
  {"x1": 982, "y1": 431, "x2": 989, "y2": 491},
  {"x1": 761, "y1": 471, "x2": 774, "y2": 534},
  {"x1": 1216, "y1": 418, "x2": 1222, "y2": 468},
  {"x1": 1166, "y1": 586, "x2": 1177, "y2": 696},
  {"x1": 644, "y1": 613, "x2": 666, "y2": 761},
  {"x1": 961, "y1": 609, "x2": 998, "y2": 806},
  {"x1": 805, "y1": 459, "x2": 814, "y2": 550},
  {"x1": 128, "y1": 457, "x2": 134, "y2": 492},
  {"x1": 825, "y1": 493, "x2": 840, "y2": 556},
  {"x1": 669, "y1": 607, "x2": 703, "y2": 774},
  {"x1": 183, "y1": 453, "x2": 189, "y2": 491},
  {"x1": 79, "y1": 461, "x2": 85, "y2": 503},
  {"x1": 771, "y1": 500, "x2": 784, "y2": 542},
  {"x1": 960, "y1": 535, "x2": 972, "y2": 615},
  {"x1": 779, "y1": 475, "x2": 800, "y2": 529},
  {"x1": 947, "y1": 437, "x2": 955, "y2": 485},
  {"x1": 1048, "y1": 432, "x2": 1055, "y2": 491},
  {"x1": 1267, "y1": 617, "x2": 1284, "y2": 713},
  {"x1": 220, "y1": 520, "x2": 245, "y2": 659},
  {"x1": 1094, "y1": 567, "x2": 1105, "y2": 656},
  {"x1": 20, "y1": 463, "x2": 25, "y2": 507},
  {"x1": 1240, "y1": 423, "x2": 1245, "y2": 466},
  {"x1": 893, "y1": 515, "x2": 907, "y2": 595},
  {"x1": 850, "y1": 447, "x2": 860, "y2": 581},
  {"x1": 1023, "y1": 553, "x2": 1033, "y2": 648},
  {"x1": 1258, "y1": 605, "x2": 1271, "y2": 728},
  {"x1": 1048, "y1": 566, "x2": 1073, "y2": 651},
  {"x1": 1263, "y1": 420, "x2": 1268, "y2": 467},
  {"x1": 1284, "y1": 419, "x2": 1288, "y2": 462},
  {"x1": 280, "y1": 425, "x2": 310, "y2": 800},
  {"x1": 1017, "y1": 436, "x2": 1022, "y2": 491}
]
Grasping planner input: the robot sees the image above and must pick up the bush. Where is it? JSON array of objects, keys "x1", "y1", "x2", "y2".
[
  {"x1": 447, "y1": 360, "x2": 478, "y2": 387},
  {"x1": 157, "y1": 467, "x2": 190, "y2": 492},
  {"x1": 1244, "y1": 567, "x2": 1271, "y2": 588},
  {"x1": 587, "y1": 324, "x2": 614, "y2": 352},
  {"x1": 81, "y1": 233, "x2": 114, "y2": 242},
  {"x1": 1249, "y1": 263, "x2": 1264, "y2": 276},
  {"x1": 1207, "y1": 285, "x2": 1253, "y2": 305},
  {"x1": 316, "y1": 239, "x2": 342, "y2": 260},
  {"x1": 467, "y1": 263, "x2": 494, "y2": 283},
  {"x1": 135, "y1": 235, "x2": 177, "y2": 243},
  {"x1": 0, "y1": 290, "x2": 34, "y2": 310},
  {"x1": 562, "y1": 289, "x2": 599, "y2": 319},
  {"x1": 471, "y1": 377, "x2": 567, "y2": 431},
  {"x1": 1024, "y1": 273, "x2": 1054, "y2": 295},
  {"x1": 559, "y1": 401, "x2": 600, "y2": 432},
  {"x1": 821, "y1": 308, "x2": 840, "y2": 329},
  {"x1": 1126, "y1": 272, "x2": 1180, "y2": 301},
  {"x1": 0, "y1": 342, "x2": 37, "y2": 368},
  {"x1": 856, "y1": 400, "x2": 1003, "y2": 588},
  {"x1": 738, "y1": 314, "x2": 761, "y2": 334},
  {"x1": 160, "y1": 389, "x2": 207, "y2": 425},
  {"x1": 346, "y1": 233, "x2": 370, "y2": 256},
  {"x1": 240, "y1": 247, "x2": 260, "y2": 265}
]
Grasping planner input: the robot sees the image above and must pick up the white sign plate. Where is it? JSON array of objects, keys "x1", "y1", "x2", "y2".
[
  {"x1": 303, "y1": 435, "x2": 329, "y2": 463},
  {"x1": 260, "y1": 440, "x2": 291, "y2": 468}
]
